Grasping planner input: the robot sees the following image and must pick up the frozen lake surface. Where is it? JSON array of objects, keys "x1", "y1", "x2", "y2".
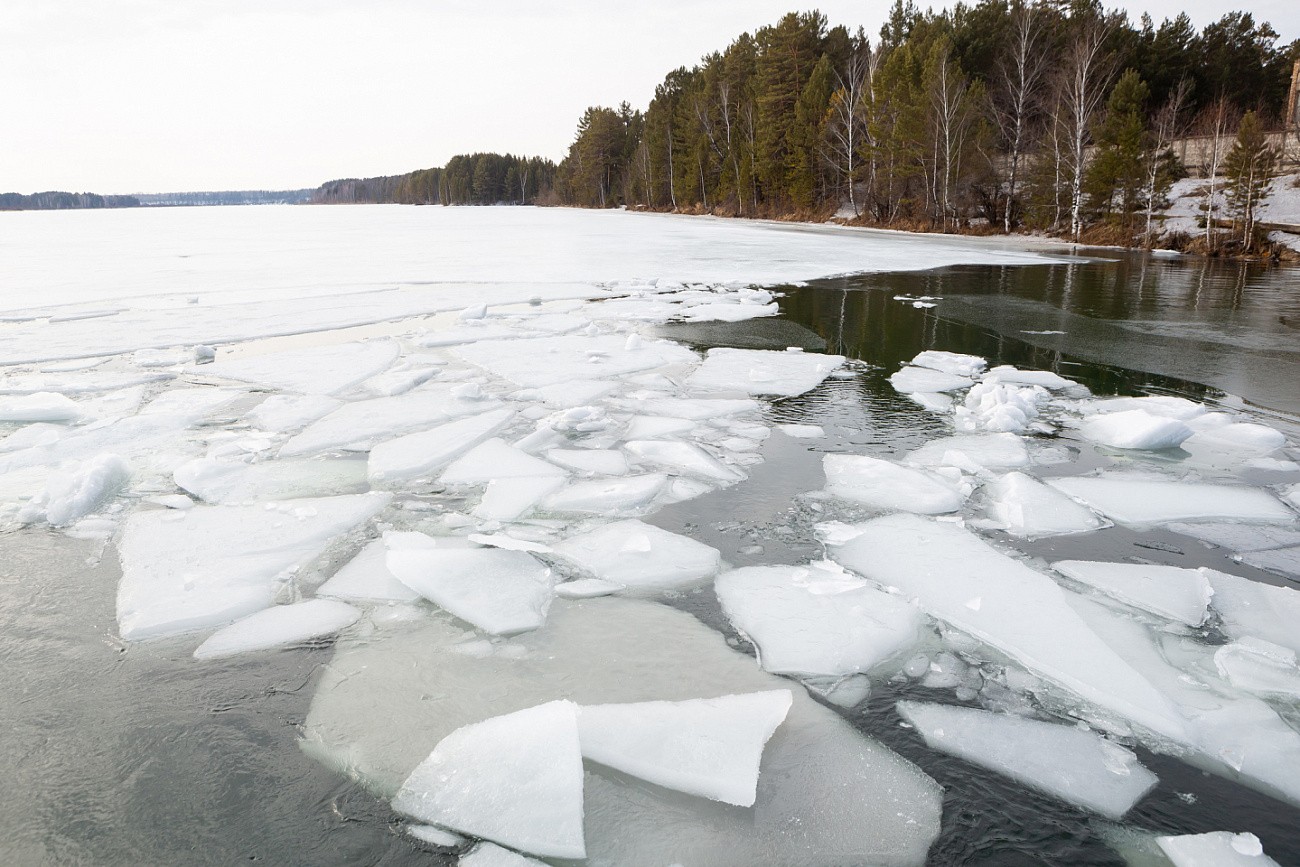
[{"x1": 2, "y1": 206, "x2": 1299, "y2": 866}]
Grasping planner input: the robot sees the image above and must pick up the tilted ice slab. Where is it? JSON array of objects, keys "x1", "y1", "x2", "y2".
[
  {"x1": 888, "y1": 366, "x2": 972, "y2": 394},
  {"x1": 1084, "y1": 395, "x2": 1207, "y2": 420},
  {"x1": 1051, "y1": 560, "x2": 1212, "y2": 626},
  {"x1": 201, "y1": 340, "x2": 400, "y2": 395},
  {"x1": 17, "y1": 453, "x2": 131, "y2": 527},
  {"x1": 1184, "y1": 422, "x2": 1288, "y2": 455},
  {"x1": 624, "y1": 440, "x2": 744, "y2": 482},
  {"x1": 895, "y1": 701, "x2": 1157, "y2": 819},
  {"x1": 1214, "y1": 638, "x2": 1300, "y2": 701},
  {"x1": 982, "y1": 365, "x2": 1075, "y2": 390},
  {"x1": 1048, "y1": 477, "x2": 1296, "y2": 525},
  {"x1": 116, "y1": 492, "x2": 390, "y2": 641},
  {"x1": 715, "y1": 562, "x2": 922, "y2": 678},
  {"x1": 393, "y1": 700, "x2": 586, "y2": 859},
  {"x1": 367, "y1": 409, "x2": 516, "y2": 484},
  {"x1": 686, "y1": 348, "x2": 845, "y2": 397},
  {"x1": 1078, "y1": 410, "x2": 1193, "y2": 450},
  {"x1": 387, "y1": 539, "x2": 555, "y2": 636},
  {"x1": 826, "y1": 514, "x2": 1188, "y2": 741},
  {"x1": 140, "y1": 386, "x2": 249, "y2": 420},
  {"x1": 577, "y1": 690, "x2": 792, "y2": 807},
  {"x1": 1156, "y1": 832, "x2": 1279, "y2": 867},
  {"x1": 316, "y1": 538, "x2": 420, "y2": 603},
  {"x1": 518, "y1": 379, "x2": 616, "y2": 409},
  {"x1": 541, "y1": 474, "x2": 667, "y2": 515},
  {"x1": 985, "y1": 472, "x2": 1105, "y2": 539},
  {"x1": 281, "y1": 385, "x2": 504, "y2": 457},
  {"x1": 453, "y1": 334, "x2": 696, "y2": 388},
  {"x1": 1207, "y1": 569, "x2": 1300, "y2": 657},
  {"x1": 550, "y1": 520, "x2": 721, "y2": 592},
  {"x1": 474, "y1": 476, "x2": 568, "y2": 522},
  {"x1": 0, "y1": 391, "x2": 88, "y2": 423},
  {"x1": 905, "y1": 432, "x2": 1030, "y2": 472},
  {"x1": 244, "y1": 394, "x2": 342, "y2": 433},
  {"x1": 440, "y1": 438, "x2": 565, "y2": 485},
  {"x1": 628, "y1": 397, "x2": 760, "y2": 420},
  {"x1": 458, "y1": 843, "x2": 546, "y2": 867},
  {"x1": 192, "y1": 599, "x2": 362, "y2": 659},
  {"x1": 545, "y1": 448, "x2": 629, "y2": 476},
  {"x1": 173, "y1": 457, "x2": 367, "y2": 504},
  {"x1": 822, "y1": 454, "x2": 965, "y2": 514},
  {"x1": 908, "y1": 350, "x2": 987, "y2": 378},
  {"x1": 301, "y1": 596, "x2": 942, "y2": 866}
]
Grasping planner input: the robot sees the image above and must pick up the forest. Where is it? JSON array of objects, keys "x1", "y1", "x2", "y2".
[
  {"x1": 552, "y1": 0, "x2": 1299, "y2": 250},
  {"x1": 0, "y1": 191, "x2": 140, "y2": 210},
  {"x1": 312, "y1": 153, "x2": 557, "y2": 206}
]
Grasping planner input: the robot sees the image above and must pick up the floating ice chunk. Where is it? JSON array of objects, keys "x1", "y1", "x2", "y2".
[
  {"x1": 630, "y1": 397, "x2": 760, "y2": 420},
  {"x1": 542, "y1": 474, "x2": 667, "y2": 515},
  {"x1": 418, "y1": 325, "x2": 518, "y2": 347},
  {"x1": 545, "y1": 449, "x2": 629, "y2": 476},
  {"x1": 906, "y1": 432, "x2": 1030, "y2": 471},
  {"x1": 1165, "y1": 521, "x2": 1300, "y2": 552},
  {"x1": 1, "y1": 422, "x2": 65, "y2": 453},
  {"x1": 551, "y1": 519, "x2": 720, "y2": 592},
  {"x1": 368, "y1": 409, "x2": 516, "y2": 484},
  {"x1": 407, "y1": 825, "x2": 464, "y2": 848},
  {"x1": 1237, "y1": 545, "x2": 1300, "y2": 578},
  {"x1": 203, "y1": 340, "x2": 399, "y2": 395},
  {"x1": 474, "y1": 476, "x2": 567, "y2": 522},
  {"x1": 146, "y1": 493, "x2": 194, "y2": 510},
  {"x1": 1214, "y1": 638, "x2": 1300, "y2": 700},
  {"x1": 1051, "y1": 561, "x2": 1211, "y2": 626},
  {"x1": 0, "y1": 391, "x2": 88, "y2": 423},
  {"x1": 1048, "y1": 477, "x2": 1295, "y2": 525},
  {"x1": 577, "y1": 691, "x2": 793, "y2": 807},
  {"x1": 982, "y1": 365, "x2": 1075, "y2": 390},
  {"x1": 302, "y1": 596, "x2": 942, "y2": 866},
  {"x1": 116, "y1": 492, "x2": 390, "y2": 641},
  {"x1": 173, "y1": 457, "x2": 366, "y2": 504},
  {"x1": 0, "y1": 371, "x2": 173, "y2": 396},
  {"x1": 454, "y1": 334, "x2": 696, "y2": 388},
  {"x1": 908, "y1": 351, "x2": 986, "y2": 378},
  {"x1": 1281, "y1": 483, "x2": 1300, "y2": 511},
  {"x1": 826, "y1": 514, "x2": 1187, "y2": 741},
  {"x1": 555, "y1": 578, "x2": 624, "y2": 598},
  {"x1": 357, "y1": 363, "x2": 441, "y2": 398},
  {"x1": 715, "y1": 563, "x2": 922, "y2": 677},
  {"x1": 823, "y1": 454, "x2": 965, "y2": 514},
  {"x1": 985, "y1": 472, "x2": 1105, "y2": 538},
  {"x1": 245, "y1": 394, "x2": 341, "y2": 433},
  {"x1": 624, "y1": 415, "x2": 696, "y2": 439},
  {"x1": 192, "y1": 599, "x2": 361, "y2": 659},
  {"x1": 317, "y1": 539, "x2": 420, "y2": 603},
  {"x1": 686, "y1": 348, "x2": 845, "y2": 397},
  {"x1": 679, "y1": 301, "x2": 779, "y2": 322},
  {"x1": 624, "y1": 440, "x2": 743, "y2": 482},
  {"x1": 459, "y1": 842, "x2": 546, "y2": 866},
  {"x1": 956, "y1": 382, "x2": 1048, "y2": 434},
  {"x1": 888, "y1": 367, "x2": 971, "y2": 394},
  {"x1": 283, "y1": 386, "x2": 504, "y2": 458},
  {"x1": 140, "y1": 386, "x2": 248, "y2": 421},
  {"x1": 776, "y1": 423, "x2": 824, "y2": 439},
  {"x1": 441, "y1": 439, "x2": 565, "y2": 485},
  {"x1": 907, "y1": 391, "x2": 954, "y2": 412},
  {"x1": 1184, "y1": 423, "x2": 1288, "y2": 454},
  {"x1": 1085, "y1": 395, "x2": 1207, "y2": 421},
  {"x1": 526, "y1": 380, "x2": 616, "y2": 408},
  {"x1": 1207, "y1": 569, "x2": 1300, "y2": 656},
  {"x1": 386, "y1": 542, "x2": 554, "y2": 635},
  {"x1": 392, "y1": 700, "x2": 586, "y2": 859},
  {"x1": 1156, "y1": 832, "x2": 1279, "y2": 866},
  {"x1": 17, "y1": 453, "x2": 130, "y2": 527},
  {"x1": 459, "y1": 303, "x2": 488, "y2": 320},
  {"x1": 1079, "y1": 410, "x2": 1193, "y2": 450},
  {"x1": 895, "y1": 701, "x2": 1156, "y2": 819},
  {"x1": 466, "y1": 533, "x2": 552, "y2": 554}
]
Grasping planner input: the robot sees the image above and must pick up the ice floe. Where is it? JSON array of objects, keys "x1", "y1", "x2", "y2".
[
  {"x1": 1155, "y1": 832, "x2": 1279, "y2": 866},
  {"x1": 906, "y1": 432, "x2": 1030, "y2": 471},
  {"x1": 984, "y1": 472, "x2": 1105, "y2": 538},
  {"x1": 17, "y1": 453, "x2": 131, "y2": 526},
  {"x1": 192, "y1": 598, "x2": 361, "y2": 659},
  {"x1": 1051, "y1": 560, "x2": 1212, "y2": 626},
  {"x1": 550, "y1": 519, "x2": 721, "y2": 592},
  {"x1": 367, "y1": 409, "x2": 516, "y2": 484},
  {"x1": 316, "y1": 538, "x2": 420, "y2": 603},
  {"x1": 1078, "y1": 409, "x2": 1193, "y2": 450},
  {"x1": 0, "y1": 391, "x2": 88, "y2": 423},
  {"x1": 889, "y1": 366, "x2": 972, "y2": 394},
  {"x1": 1049, "y1": 477, "x2": 1296, "y2": 525},
  {"x1": 822, "y1": 454, "x2": 966, "y2": 514},
  {"x1": 686, "y1": 348, "x2": 845, "y2": 397},
  {"x1": 202, "y1": 340, "x2": 400, "y2": 395}
]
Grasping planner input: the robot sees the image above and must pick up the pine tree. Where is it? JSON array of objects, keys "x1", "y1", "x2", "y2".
[
  {"x1": 1223, "y1": 110, "x2": 1278, "y2": 249},
  {"x1": 1085, "y1": 69, "x2": 1151, "y2": 229},
  {"x1": 786, "y1": 53, "x2": 835, "y2": 208}
]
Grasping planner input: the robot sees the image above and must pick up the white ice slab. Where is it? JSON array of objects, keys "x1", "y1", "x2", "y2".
[
  {"x1": 441, "y1": 438, "x2": 565, "y2": 485},
  {"x1": 955, "y1": 382, "x2": 1048, "y2": 434},
  {"x1": 1214, "y1": 638, "x2": 1300, "y2": 700},
  {"x1": 454, "y1": 334, "x2": 695, "y2": 388},
  {"x1": 542, "y1": 474, "x2": 667, "y2": 515},
  {"x1": 982, "y1": 365, "x2": 1075, "y2": 390},
  {"x1": 202, "y1": 340, "x2": 399, "y2": 395},
  {"x1": 1049, "y1": 477, "x2": 1296, "y2": 525},
  {"x1": 776, "y1": 423, "x2": 825, "y2": 439},
  {"x1": 406, "y1": 825, "x2": 463, "y2": 848},
  {"x1": 896, "y1": 701, "x2": 1156, "y2": 819},
  {"x1": 474, "y1": 476, "x2": 567, "y2": 522},
  {"x1": 116, "y1": 492, "x2": 390, "y2": 641},
  {"x1": 524, "y1": 380, "x2": 617, "y2": 409},
  {"x1": 392, "y1": 700, "x2": 586, "y2": 859},
  {"x1": 192, "y1": 598, "x2": 361, "y2": 659},
  {"x1": 716, "y1": 562, "x2": 922, "y2": 677},
  {"x1": 245, "y1": 394, "x2": 342, "y2": 432},
  {"x1": 624, "y1": 415, "x2": 697, "y2": 439},
  {"x1": 908, "y1": 351, "x2": 986, "y2": 378},
  {"x1": 889, "y1": 367, "x2": 971, "y2": 394},
  {"x1": 545, "y1": 449, "x2": 629, "y2": 476},
  {"x1": 985, "y1": 472, "x2": 1105, "y2": 538},
  {"x1": 1156, "y1": 832, "x2": 1279, "y2": 866},
  {"x1": 368, "y1": 409, "x2": 516, "y2": 484},
  {"x1": 577, "y1": 691, "x2": 792, "y2": 807},
  {"x1": 906, "y1": 432, "x2": 1030, "y2": 471},
  {"x1": 686, "y1": 348, "x2": 845, "y2": 397},
  {"x1": 554, "y1": 578, "x2": 624, "y2": 599},
  {"x1": 823, "y1": 454, "x2": 965, "y2": 514},
  {"x1": 459, "y1": 843, "x2": 546, "y2": 867},
  {"x1": 1207, "y1": 569, "x2": 1300, "y2": 656},
  {"x1": 0, "y1": 391, "x2": 87, "y2": 423},
  {"x1": 1079, "y1": 410, "x2": 1193, "y2": 450},
  {"x1": 1085, "y1": 395, "x2": 1206, "y2": 420},
  {"x1": 1051, "y1": 560, "x2": 1211, "y2": 626},
  {"x1": 173, "y1": 457, "x2": 366, "y2": 504},
  {"x1": 387, "y1": 541, "x2": 554, "y2": 635},
  {"x1": 1184, "y1": 423, "x2": 1287, "y2": 454},
  {"x1": 551, "y1": 519, "x2": 720, "y2": 592},
  {"x1": 317, "y1": 539, "x2": 421, "y2": 603},
  {"x1": 826, "y1": 514, "x2": 1187, "y2": 741},
  {"x1": 17, "y1": 453, "x2": 131, "y2": 526},
  {"x1": 624, "y1": 440, "x2": 743, "y2": 482},
  {"x1": 631, "y1": 397, "x2": 759, "y2": 420}
]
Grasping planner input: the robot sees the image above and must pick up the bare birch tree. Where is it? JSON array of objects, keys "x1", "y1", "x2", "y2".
[
  {"x1": 1058, "y1": 16, "x2": 1116, "y2": 242},
  {"x1": 992, "y1": 3, "x2": 1047, "y2": 232},
  {"x1": 824, "y1": 35, "x2": 876, "y2": 216}
]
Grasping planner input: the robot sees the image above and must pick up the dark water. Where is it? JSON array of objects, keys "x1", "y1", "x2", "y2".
[{"x1": 2, "y1": 250, "x2": 1298, "y2": 866}]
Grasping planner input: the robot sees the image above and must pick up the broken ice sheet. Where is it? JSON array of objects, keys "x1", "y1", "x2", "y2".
[
  {"x1": 458, "y1": 843, "x2": 545, "y2": 867},
  {"x1": 1050, "y1": 560, "x2": 1212, "y2": 627},
  {"x1": 316, "y1": 538, "x2": 420, "y2": 603},
  {"x1": 888, "y1": 366, "x2": 972, "y2": 394},
  {"x1": 541, "y1": 474, "x2": 667, "y2": 515},
  {"x1": 577, "y1": 690, "x2": 793, "y2": 807},
  {"x1": 192, "y1": 598, "x2": 361, "y2": 659},
  {"x1": 200, "y1": 339, "x2": 400, "y2": 395},
  {"x1": 550, "y1": 519, "x2": 721, "y2": 593},
  {"x1": 366, "y1": 408, "x2": 516, "y2": 484},
  {"x1": 1156, "y1": 831, "x2": 1280, "y2": 866},
  {"x1": 301, "y1": 596, "x2": 941, "y2": 866},
  {"x1": 1078, "y1": 409, "x2": 1193, "y2": 450},
  {"x1": 905, "y1": 432, "x2": 1030, "y2": 472},
  {"x1": 453, "y1": 333, "x2": 696, "y2": 388},
  {"x1": 686, "y1": 347, "x2": 845, "y2": 397},
  {"x1": 984, "y1": 471, "x2": 1106, "y2": 539},
  {"x1": 896, "y1": 701, "x2": 1157, "y2": 819},
  {"x1": 822, "y1": 454, "x2": 966, "y2": 515},
  {"x1": 17, "y1": 453, "x2": 131, "y2": 527},
  {"x1": 1049, "y1": 477, "x2": 1297, "y2": 525}
]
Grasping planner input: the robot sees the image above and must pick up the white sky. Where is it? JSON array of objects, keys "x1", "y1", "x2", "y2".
[{"x1": 4, "y1": 1, "x2": 1295, "y2": 195}]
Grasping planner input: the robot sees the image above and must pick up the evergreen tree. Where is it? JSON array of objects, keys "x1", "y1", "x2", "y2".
[
  {"x1": 1085, "y1": 69, "x2": 1151, "y2": 228},
  {"x1": 786, "y1": 53, "x2": 835, "y2": 208},
  {"x1": 1223, "y1": 111, "x2": 1279, "y2": 249}
]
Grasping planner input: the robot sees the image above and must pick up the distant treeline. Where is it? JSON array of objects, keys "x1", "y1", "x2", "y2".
[
  {"x1": 552, "y1": 1, "x2": 1299, "y2": 247},
  {"x1": 0, "y1": 191, "x2": 140, "y2": 210},
  {"x1": 312, "y1": 153, "x2": 558, "y2": 205},
  {"x1": 136, "y1": 190, "x2": 314, "y2": 206}
]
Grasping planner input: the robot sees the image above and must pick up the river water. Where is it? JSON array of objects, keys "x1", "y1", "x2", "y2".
[{"x1": 1, "y1": 209, "x2": 1298, "y2": 866}]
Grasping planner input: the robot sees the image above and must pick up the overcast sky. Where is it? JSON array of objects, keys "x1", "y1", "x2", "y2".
[{"x1": 4, "y1": 0, "x2": 1295, "y2": 194}]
